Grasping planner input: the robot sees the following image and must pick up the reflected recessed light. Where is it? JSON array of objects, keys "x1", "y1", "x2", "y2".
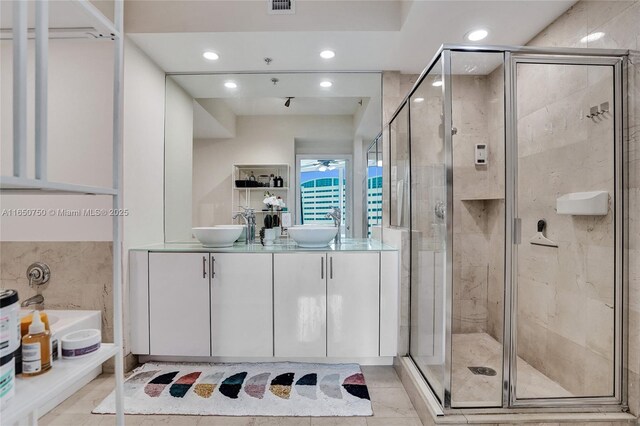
[
  {"x1": 320, "y1": 50, "x2": 335, "y2": 59},
  {"x1": 413, "y1": 97, "x2": 425, "y2": 103},
  {"x1": 377, "y1": 160, "x2": 383, "y2": 167},
  {"x1": 224, "y1": 81, "x2": 237, "y2": 89},
  {"x1": 432, "y1": 80, "x2": 443, "y2": 87},
  {"x1": 202, "y1": 51, "x2": 219, "y2": 61},
  {"x1": 320, "y1": 81, "x2": 333, "y2": 88},
  {"x1": 580, "y1": 32, "x2": 605, "y2": 43},
  {"x1": 466, "y1": 29, "x2": 488, "y2": 42}
]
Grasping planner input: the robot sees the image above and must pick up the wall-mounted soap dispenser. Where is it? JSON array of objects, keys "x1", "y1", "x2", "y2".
[{"x1": 475, "y1": 144, "x2": 487, "y2": 165}]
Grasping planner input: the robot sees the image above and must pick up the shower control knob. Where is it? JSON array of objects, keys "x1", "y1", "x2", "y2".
[{"x1": 27, "y1": 262, "x2": 51, "y2": 287}]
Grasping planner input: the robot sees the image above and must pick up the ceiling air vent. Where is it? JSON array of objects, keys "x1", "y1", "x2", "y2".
[{"x1": 267, "y1": 0, "x2": 295, "y2": 15}]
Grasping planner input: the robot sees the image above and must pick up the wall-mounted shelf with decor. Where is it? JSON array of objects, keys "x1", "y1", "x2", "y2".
[{"x1": 231, "y1": 164, "x2": 291, "y2": 221}]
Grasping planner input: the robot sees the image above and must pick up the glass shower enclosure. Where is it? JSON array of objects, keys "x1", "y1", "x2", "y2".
[{"x1": 391, "y1": 45, "x2": 628, "y2": 411}]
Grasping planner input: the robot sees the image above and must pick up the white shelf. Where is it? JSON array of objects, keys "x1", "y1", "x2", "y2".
[
  {"x1": 557, "y1": 191, "x2": 609, "y2": 215},
  {"x1": 1, "y1": 343, "x2": 119, "y2": 424},
  {"x1": 234, "y1": 187, "x2": 289, "y2": 191},
  {"x1": 0, "y1": 176, "x2": 117, "y2": 195},
  {"x1": 459, "y1": 196, "x2": 504, "y2": 201},
  {"x1": 0, "y1": 0, "x2": 120, "y2": 40},
  {"x1": 233, "y1": 210, "x2": 286, "y2": 215}
]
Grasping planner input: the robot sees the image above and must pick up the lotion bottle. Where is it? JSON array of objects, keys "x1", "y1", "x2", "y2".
[{"x1": 21, "y1": 311, "x2": 51, "y2": 376}]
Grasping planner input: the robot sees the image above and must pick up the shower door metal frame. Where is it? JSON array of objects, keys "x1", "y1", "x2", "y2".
[{"x1": 506, "y1": 53, "x2": 627, "y2": 409}]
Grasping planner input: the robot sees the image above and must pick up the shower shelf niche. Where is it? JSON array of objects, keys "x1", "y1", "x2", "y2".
[{"x1": 459, "y1": 196, "x2": 504, "y2": 201}]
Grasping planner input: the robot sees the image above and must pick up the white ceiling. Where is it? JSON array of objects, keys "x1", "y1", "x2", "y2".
[
  {"x1": 223, "y1": 97, "x2": 362, "y2": 116},
  {"x1": 170, "y1": 73, "x2": 382, "y2": 99},
  {"x1": 127, "y1": 0, "x2": 575, "y2": 74},
  {"x1": 174, "y1": 72, "x2": 382, "y2": 140}
]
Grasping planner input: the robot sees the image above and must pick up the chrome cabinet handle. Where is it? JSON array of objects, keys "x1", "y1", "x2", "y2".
[
  {"x1": 202, "y1": 256, "x2": 207, "y2": 279},
  {"x1": 321, "y1": 256, "x2": 324, "y2": 279},
  {"x1": 330, "y1": 257, "x2": 333, "y2": 279},
  {"x1": 211, "y1": 256, "x2": 216, "y2": 279}
]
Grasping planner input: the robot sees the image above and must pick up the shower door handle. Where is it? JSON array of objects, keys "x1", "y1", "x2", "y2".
[{"x1": 514, "y1": 218, "x2": 522, "y2": 245}]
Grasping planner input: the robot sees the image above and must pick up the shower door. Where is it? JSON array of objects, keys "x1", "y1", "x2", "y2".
[
  {"x1": 408, "y1": 56, "x2": 448, "y2": 405},
  {"x1": 508, "y1": 54, "x2": 624, "y2": 406}
]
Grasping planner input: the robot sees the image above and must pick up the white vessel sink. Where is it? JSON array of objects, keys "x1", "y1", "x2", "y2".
[
  {"x1": 193, "y1": 226, "x2": 244, "y2": 248},
  {"x1": 288, "y1": 225, "x2": 339, "y2": 248}
]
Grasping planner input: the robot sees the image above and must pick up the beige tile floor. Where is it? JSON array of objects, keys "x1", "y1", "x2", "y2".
[{"x1": 40, "y1": 366, "x2": 422, "y2": 426}]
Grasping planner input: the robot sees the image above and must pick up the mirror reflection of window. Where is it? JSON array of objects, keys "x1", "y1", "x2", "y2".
[{"x1": 299, "y1": 159, "x2": 348, "y2": 237}]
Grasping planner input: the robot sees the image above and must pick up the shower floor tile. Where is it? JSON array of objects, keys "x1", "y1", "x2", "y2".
[{"x1": 412, "y1": 332, "x2": 572, "y2": 407}]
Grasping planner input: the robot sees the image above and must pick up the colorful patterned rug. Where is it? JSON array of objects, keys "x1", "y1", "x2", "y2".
[{"x1": 94, "y1": 362, "x2": 372, "y2": 416}]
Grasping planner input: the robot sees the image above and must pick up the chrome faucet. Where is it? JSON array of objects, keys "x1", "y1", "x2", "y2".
[
  {"x1": 20, "y1": 262, "x2": 50, "y2": 311},
  {"x1": 233, "y1": 207, "x2": 257, "y2": 244},
  {"x1": 21, "y1": 294, "x2": 44, "y2": 310},
  {"x1": 325, "y1": 207, "x2": 342, "y2": 245}
]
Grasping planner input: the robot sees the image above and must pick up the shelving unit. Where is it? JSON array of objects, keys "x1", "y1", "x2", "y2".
[
  {"x1": 2, "y1": 344, "x2": 119, "y2": 425},
  {"x1": 231, "y1": 164, "x2": 291, "y2": 221},
  {"x1": 0, "y1": 1, "x2": 124, "y2": 424}
]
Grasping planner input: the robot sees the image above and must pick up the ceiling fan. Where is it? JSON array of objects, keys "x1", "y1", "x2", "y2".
[{"x1": 307, "y1": 160, "x2": 340, "y2": 172}]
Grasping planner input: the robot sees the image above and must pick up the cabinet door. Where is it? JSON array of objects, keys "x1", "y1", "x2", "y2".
[
  {"x1": 149, "y1": 253, "x2": 211, "y2": 356},
  {"x1": 327, "y1": 252, "x2": 380, "y2": 357},
  {"x1": 211, "y1": 253, "x2": 273, "y2": 356},
  {"x1": 274, "y1": 253, "x2": 326, "y2": 357}
]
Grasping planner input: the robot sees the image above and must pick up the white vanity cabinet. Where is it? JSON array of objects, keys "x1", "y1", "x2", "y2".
[
  {"x1": 273, "y1": 251, "x2": 382, "y2": 358},
  {"x1": 210, "y1": 253, "x2": 273, "y2": 356},
  {"x1": 273, "y1": 253, "x2": 327, "y2": 357},
  {"x1": 327, "y1": 252, "x2": 380, "y2": 357},
  {"x1": 130, "y1": 244, "x2": 398, "y2": 363},
  {"x1": 148, "y1": 252, "x2": 211, "y2": 356}
]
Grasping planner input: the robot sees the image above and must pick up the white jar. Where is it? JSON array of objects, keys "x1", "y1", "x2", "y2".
[
  {"x1": 0, "y1": 290, "x2": 20, "y2": 358},
  {"x1": 0, "y1": 351, "x2": 15, "y2": 403}
]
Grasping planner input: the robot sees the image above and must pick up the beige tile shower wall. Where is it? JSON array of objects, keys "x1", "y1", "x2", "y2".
[
  {"x1": 0, "y1": 242, "x2": 114, "y2": 343},
  {"x1": 486, "y1": 66, "x2": 507, "y2": 344},
  {"x1": 451, "y1": 74, "x2": 505, "y2": 337},
  {"x1": 514, "y1": 61, "x2": 617, "y2": 396},
  {"x1": 518, "y1": 0, "x2": 640, "y2": 403}
]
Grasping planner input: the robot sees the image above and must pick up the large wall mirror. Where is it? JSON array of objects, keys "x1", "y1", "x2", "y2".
[{"x1": 163, "y1": 72, "x2": 382, "y2": 242}]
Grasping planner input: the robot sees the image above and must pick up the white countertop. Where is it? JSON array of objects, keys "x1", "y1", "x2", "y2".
[{"x1": 131, "y1": 238, "x2": 396, "y2": 253}]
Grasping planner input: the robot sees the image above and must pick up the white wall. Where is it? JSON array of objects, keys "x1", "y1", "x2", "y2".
[
  {"x1": 122, "y1": 39, "x2": 167, "y2": 357},
  {"x1": 164, "y1": 76, "x2": 194, "y2": 242},
  {"x1": 192, "y1": 115, "x2": 354, "y2": 229},
  {"x1": 0, "y1": 39, "x2": 115, "y2": 241},
  {"x1": 122, "y1": 39, "x2": 166, "y2": 250}
]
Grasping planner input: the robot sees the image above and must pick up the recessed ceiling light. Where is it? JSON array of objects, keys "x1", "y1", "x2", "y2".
[
  {"x1": 413, "y1": 97, "x2": 425, "y2": 103},
  {"x1": 432, "y1": 80, "x2": 443, "y2": 87},
  {"x1": 202, "y1": 51, "x2": 219, "y2": 61},
  {"x1": 320, "y1": 50, "x2": 335, "y2": 59},
  {"x1": 466, "y1": 29, "x2": 488, "y2": 42},
  {"x1": 224, "y1": 81, "x2": 237, "y2": 89},
  {"x1": 580, "y1": 32, "x2": 605, "y2": 43},
  {"x1": 320, "y1": 81, "x2": 333, "y2": 88}
]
